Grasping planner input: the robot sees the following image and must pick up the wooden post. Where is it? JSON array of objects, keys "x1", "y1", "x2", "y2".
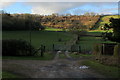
[
  {"x1": 101, "y1": 44, "x2": 104, "y2": 55},
  {"x1": 53, "y1": 44, "x2": 54, "y2": 52},
  {"x1": 43, "y1": 46, "x2": 45, "y2": 52},
  {"x1": 41, "y1": 45, "x2": 44, "y2": 57},
  {"x1": 77, "y1": 35, "x2": 79, "y2": 40},
  {"x1": 78, "y1": 46, "x2": 81, "y2": 53},
  {"x1": 103, "y1": 44, "x2": 105, "y2": 55},
  {"x1": 70, "y1": 45, "x2": 72, "y2": 52}
]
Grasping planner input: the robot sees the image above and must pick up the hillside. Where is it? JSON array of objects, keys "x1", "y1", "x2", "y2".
[
  {"x1": 93, "y1": 15, "x2": 119, "y2": 30},
  {"x1": 39, "y1": 15, "x2": 100, "y2": 30}
]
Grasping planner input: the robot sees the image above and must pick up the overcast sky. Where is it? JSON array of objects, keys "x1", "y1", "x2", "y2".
[{"x1": 0, "y1": 0, "x2": 119, "y2": 15}]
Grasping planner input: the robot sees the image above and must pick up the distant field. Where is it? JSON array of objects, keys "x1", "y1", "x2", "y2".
[
  {"x1": 78, "y1": 32, "x2": 115, "y2": 53},
  {"x1": 3, "y1": 31, "x2": 74, "y2": 50},
  {"x1": 45, "y1": 27, "x2": 62, "y2": 31}
]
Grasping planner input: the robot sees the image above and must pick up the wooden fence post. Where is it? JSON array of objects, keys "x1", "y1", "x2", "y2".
[
  {"x1": 78, "y1": 46, "x2": 81, "y2": 53},
  {"x1": 41, "y1": 45, "x2": 44, "y2": 57},
  {"x1": 70, "y1": 45, "x2": 72, "y2": 52},
  {"x1": 43, "y1": 46, "x2": 45, "y2": 52},
  {"x1": 53, "y1": 44, "x2": 54, "y2": 52}
]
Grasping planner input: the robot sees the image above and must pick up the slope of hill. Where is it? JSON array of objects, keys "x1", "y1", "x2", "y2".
[
  {"x1": 93, "y1": 15, "x2": 119, "y2": 30},
  {"x1": 39, "y1": 15, "x2": 100, "y2": 30}
]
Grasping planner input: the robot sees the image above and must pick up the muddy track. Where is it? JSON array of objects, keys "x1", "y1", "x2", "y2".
[{"x1": 2, "y1": 58, "x2": 105, "y2": 78}]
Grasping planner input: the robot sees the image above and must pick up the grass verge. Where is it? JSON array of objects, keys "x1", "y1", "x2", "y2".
[
  {"x1": 59, "y1": 54, "x2": 93, "y2": 59},
  {"x1": 81, "y1": 60, "x2": 120, "y2": 78},
  {"x1": 2, "y1": 71, "x2": 21, "y2": 78},
  {"x1": 2, "y1": 53, "x2": 54, "y2": 60}
]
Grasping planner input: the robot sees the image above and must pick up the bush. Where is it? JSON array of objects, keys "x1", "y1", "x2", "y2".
[
  {"x1": 93, "y1": 44, "x2": 102, "y2": 55},
  {"x1": 2, "y1": 39, "x2": 35, "y2": 56},
  {"x1": 114, "y1": 43, "x2": 120, "y2": 57},
  {"x1": 2, "y1": 12, "x2": 45, "y2": 31}
]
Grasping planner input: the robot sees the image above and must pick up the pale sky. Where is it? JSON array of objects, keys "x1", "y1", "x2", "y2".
[{"x1": 0, "y1": 0, "x2": 119, "y2": 15}]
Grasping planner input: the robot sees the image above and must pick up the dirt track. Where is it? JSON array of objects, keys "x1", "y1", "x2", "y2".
[{"x1": 3, "y1": 58, "x2": 105, "y2": 78}]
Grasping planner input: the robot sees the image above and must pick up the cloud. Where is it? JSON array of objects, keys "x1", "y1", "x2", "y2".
[
  {"x1": 1, "y1": 0, "x2": 119, "y2": 15},
  {"x1": 9, "y1": 0, "x2": 120, "y2": 2},
  {"x1": 26, "y1": 2, "x2": 85, "y2": 15},
  {"x1": 0, "y1": 0, "x2": 17, "y2": 9},
  {"x1": 26, "y1": 1, "x2": 120, "y2": 15},
  {"x1": 99, "y1": 11, "x2": 117, "y2": 15},
  {"x1": 101, "y1": 8, "x2": 120, "y2": 12},
  {"x1": 67, "y1": 2, "x2": 118, "y2": 15}
]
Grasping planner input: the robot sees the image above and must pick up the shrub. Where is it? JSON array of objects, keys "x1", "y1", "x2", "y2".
[
  {"x1": 114, "y1": 43, "x2": 120, "y2": 57},
  {"x1": 2, "y1": 39, "x2": 35, "y2": 56}
]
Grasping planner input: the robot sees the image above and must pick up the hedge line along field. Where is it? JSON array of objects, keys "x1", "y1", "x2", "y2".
[{"x1": 2, "y1": 31, "x2": 75, "y2": 50}]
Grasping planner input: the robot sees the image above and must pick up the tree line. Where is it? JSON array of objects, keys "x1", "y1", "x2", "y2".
[
  {"x1": 2, "y1": 11, "x2": 100, "y2": 31},
  {"x1": 2, "y1": 12, "x2": 44, "y2": 31}
]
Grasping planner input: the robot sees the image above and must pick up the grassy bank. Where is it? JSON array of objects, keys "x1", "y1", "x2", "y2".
[
  {"x1": 2, "y1": 53, "x2": 54, "y2": 60},
  {"x1": 58, "y1": 53, "x2": 93, "y2": 59},
  {"x1": 82, "y1": 60, "x2": 120, "y2": 78},
  {"x1": 2, "y1": 71, "x2": 21, "y2": 78}
]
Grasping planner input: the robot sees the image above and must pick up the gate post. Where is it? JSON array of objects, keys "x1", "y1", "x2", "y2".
[
  {"x1": 43, "y1": 46, "x2": 45, "y2": 52},
  {"x1": 53, "y1": 44, "x2": 54, "y2": 52},
  {"x1": 41, "y1": 45, "x2": 44, "y2": 57},
  {"x1": 70, "y1": 45, "x2": 72, "y2": 52},
  {"x1": 78, "y1": 46, "x2": 81, "y2": 53}
]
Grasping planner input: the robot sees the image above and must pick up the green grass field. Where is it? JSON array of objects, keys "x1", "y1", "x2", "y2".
[
  {"x1": 45, "y1": 27, "x2": 63, "y2": 31},
  {"x1": 3, "y1": 31, "x2": 74, "y2": 50},
  {"x1": 78, "y1": 31, "x2": 115, "y2": 52}
]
